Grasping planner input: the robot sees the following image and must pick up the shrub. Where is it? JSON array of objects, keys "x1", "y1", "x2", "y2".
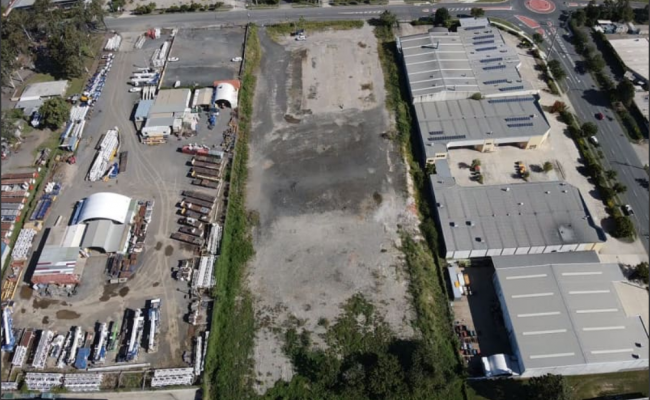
[
  {"x1": 543, "y1": 161, "x2": 554, "y2": 173},
  {"x1": 613, "y1": 216, "x2": 635, "y2": 239},
  {"x1": 470, "y1": 93, "x2": 482, "y2": 100}
]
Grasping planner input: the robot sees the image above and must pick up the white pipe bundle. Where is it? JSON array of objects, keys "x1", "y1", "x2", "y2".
[
  {"x1": 104, "y1": 35, "x2": 122, "y2": 51},
  {"x1": 11, "y1": 229, "x2": 37, "y2": 260},
  {"x1": 87, "y1": 128, "x2": 119, "y2": 182}
]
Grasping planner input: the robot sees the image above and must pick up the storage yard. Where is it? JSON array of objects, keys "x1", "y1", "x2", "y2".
[{"x1": 0, "y1": 26, "x2": 246, "y2": 389}]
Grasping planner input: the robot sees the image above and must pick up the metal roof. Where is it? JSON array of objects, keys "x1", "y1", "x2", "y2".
[
  {"x1": 134, "y1": 100, "x2": 154, "y2": 121},
  {"x1": 150, "y1": 89, "x2": 191, "y2": 114},
  {"x1": 415, "y1": 95, "x2": 550, "y2": 157},
  {"x1": 79, "y1": 192, "x2": 132, "y2": 225},
  {"x1": 33, "y1": 246, "x2": 83, "y2": 277},
  {"x1": 19, "y1": 81, "x2": 69, "y2": 101},
  {"x1": 81, "y1": 220, "x2": 128, "y2": 253},
  {"x1": 492, "y1": 252, "x2": 649, "y2": 371},
  {"x1": 430, "y1": 171, "x2": 603, "y2": 253},
  {"x1": 398, "y1": 18, "x2": 532, "y2": 102},
  {"x1": 609, "y1": 37, "x2": 649, "y2": 81}
]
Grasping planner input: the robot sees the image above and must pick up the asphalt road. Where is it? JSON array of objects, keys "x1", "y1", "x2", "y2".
[
  {"x1": 541, "y1": 22, "x2": 650, "y2": 253},
  {"x1": 104, "y1": 0, "x2": 649, "y2": 254}
]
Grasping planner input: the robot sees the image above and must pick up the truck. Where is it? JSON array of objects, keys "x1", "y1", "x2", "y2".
[
  {"x1": 192, "y1": 155, "x2": 221, "y2": 165},
  {"x1": 182, "y1": 204, "x2": 211, "y2": 216},
  {"x1": 179, "y1": 226, "x2": 204, "y2": 237},
  {"x1": 181, "y1": 197, "x2": 214, "y2": 209},
  {"x1": 183, "y1": 190, "x2": 217, "y2": 204},
  {"x1": 191, "y1": 160, "x2": 220, "y2": 171},
  {"x1": 179, "y1": 217, "x2": 203, "y2": 229},
  {"x1": 171, "y1": 232, "x2": 205, "y2": 246},
  {"x1": 191, "y1": 166, "x2": 220, "y2": 177},
  {"x1": 192, "y1": 179, "x2": 219, "y2": 189},
  {"x1": 180, "y1": 209, "x2": 210, "y2": 222},
  {"x1": 191, "y1": 170, "x2": 219, "y2": 182}
]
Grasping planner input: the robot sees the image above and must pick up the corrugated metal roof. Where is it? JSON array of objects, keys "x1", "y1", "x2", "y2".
[
  {"x1": 430, "y1": 171, "x2": 603, "y2": 254},
  {"x1": 34, "y1": 246, "x2": 80, "y2": 276},
  {"x1": 150, "y1": 89, "x2": 191, "y2": 114},
  {"x1": 134, "y1": 100, "x2": 155, "y2": 120},
  {"x1": 19, "y1": 81, "x2": 69, "y2": 101},
  {"x1": 492, "y1": 252, "x2": 649, "y2": 372},
  {"x1": 81, "y1": 220, "x2": 127, "y2": 253}
]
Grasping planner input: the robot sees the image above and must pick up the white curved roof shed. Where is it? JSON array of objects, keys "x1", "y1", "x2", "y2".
[
  {"x1": 78, "y1": 192, "x2": 132, "y2": 224},
  {"x1": 215, "y1": 83, "x2": 238, "y2": 108}
]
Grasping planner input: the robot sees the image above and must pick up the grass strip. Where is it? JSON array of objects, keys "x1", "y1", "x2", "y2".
[
  {"x1": 203, "y1": 24, "x2": 260, "y2": 400},
  {"x1": 266, "y1": 20, "x2": 364, "y2": 40}
]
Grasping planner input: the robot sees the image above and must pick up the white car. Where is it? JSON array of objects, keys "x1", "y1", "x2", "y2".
[
  {"x1": 231, "y1": 57, "x2": 242, "y2": 62},
  {"x1": 129, "y1": 87, "x2": 142, "y2": 93},
  {"x1": 168, "y1": 57, "x2": 179, "y2": 62}
]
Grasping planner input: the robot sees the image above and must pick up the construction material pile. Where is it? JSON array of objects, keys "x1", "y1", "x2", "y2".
[
  {"x1": 24, "y1": 373, "x2": 63, "y2": 391},
  {"x1": 30, "y1": 181, "x2": 61, "y2": 222},
  {"x1": 1, "y1": 170, "x2": 37, "y2": 224},
  {"x1": 104, "y1": 34, "x2": 122, "y2": 51},
  {"x1": 151, "y1": 368, "x2": 194, "y2": 387},
  {"x1": 63, "y1": 373, "x2": 104, "y2": 392},
  {"x1": 151, "y1": 41, "x2": 170, "y2": 68},
  {"x1": 87, "y1": 128, "x2": 120, "y2": 182},
  {"x1": 10, "y1": 229, "x2": 37, "y2": 260}
]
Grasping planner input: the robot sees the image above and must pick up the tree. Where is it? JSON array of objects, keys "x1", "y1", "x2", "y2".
[
  {"x1": 582, "y1": 45, "x2": 595, "y2": 57},
  {"x1": 585, "y1": 0, "x2": 601, "y2": 23},
  {"x1": 433, "y1": 7, "x2": 450, "y2": 27},
  {"x1": 532, "y1": 32, "x2": 544, "y2": 45},
  {"x1": 89, "y1": 0, "x2": 108, "y2": 29},
  {"x1": 543, "y1": 161, "x2": 554, "y2": 173},
  {"x1": 471, "y1": 159, "x2": 481, "y2": 168},
  {"x1": 379, "y1": 10, "x2": 397, "y2": 28},
  {"x1": 527, "y1": 374, "x2": 574, "y2": 400},
  {"x1": 39, "y1": 98, "x2": 71, "y2": 129},
  {"x1": 631, "y1": 262, "x2": 649, "y2": 284},
  {"x1": 48, "y1": 24, "x2": 86, "y2": 78},
  {"x1": 585, "y1": 54, "x2": 606, "y2": 72},
  {"x1": 470, "y1": 7, "x2": 484, "y2": 17},
  {"x1": 605, "y1": 169, "x2": 617, "y2": 180},
  {"x1": 613, "y1": 216, "x2": 635, "y2": 238},
  {"x1": 616, "y1": 80, "x2": 635, "y2": 107},
  {"x1": 548, "y1": 59, "x2": 566, "y2": 80},
  {"x1": 573, "y1": 8, "x2": 587, "y2": 26},
  {"x1": 581, "y1": 122, "x2": 598, "y2": 137},
  {"x1": 617, "y1": 0, "x2": 634, "y2": 22},
  {"x1": 550, "y1": 101, "x2": 567, "y2": 113},
  {"x1": 613, "y1": 182, "x2": 627, "y2": 193},
  {"x1": 367, "y1": 353, "x2": 405, "y2": 398},
  {"x1": 470, "y1": 93, "x2": 483, "y2": 100}
]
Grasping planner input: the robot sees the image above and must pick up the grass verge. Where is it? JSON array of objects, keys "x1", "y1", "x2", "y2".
[
  {"x1": 266, "y1": 20, "x2": 364, "y2": 41},
  {"x1": 488, "y1": 17, "x2": 522, "y2": 32},
  {"x1": 202, "y1": 24, "x2": 260, "y2": 400}
]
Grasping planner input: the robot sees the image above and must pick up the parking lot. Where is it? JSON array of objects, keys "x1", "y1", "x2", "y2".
[
  {"x1": 245, "y1": 25, "x2": 419, "y2": 391},
  {"x1": 162, "y1": 28, "x2": 245, "y2": 88},
  {"x1": 9, "y1": 27, "x2": 243, "y2": 369}
]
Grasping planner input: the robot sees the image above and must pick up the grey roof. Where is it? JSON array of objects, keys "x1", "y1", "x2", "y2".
[
  {"x1": 81, "y1": 220, "x2": 127, "y2": 253},
  {"x1": 609, "y1": 38, "x2": 649, "y2": 81},
  {"x1": 134, "y1": 100, "x2": 155, "y2": 121},
  {"x1": 34, "y1": 245, "x2": 83, "y2": 276},
  {"x1": 14, "y1": 99, "x2": 43, "y2": 114},
  {"x1": 492, "y1": 252, "x2": 649, "y2": 371},
  {"x1": 150, "y1": 89, "x2": 191, "y2": 114},
  {"x1": 145, "y1": 116, "x2": 175, "y2": 128},
  {"x1": 415, "y1": 95, "x2": 550, "y2": 157},
  {"x1": 10, "y1": 0, "x2": 80, "y2": 8},
  {"x1": 431, "y1": 171, "x2": 603, "y2": 253},
  {"x1": 19, "y1": 81, "x2": 68, "y2": 101},
  {"x1": 398, "y1": 18, "x2": 532, "y2": 102}
]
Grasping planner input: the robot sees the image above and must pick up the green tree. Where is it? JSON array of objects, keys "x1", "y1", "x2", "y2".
[
  {"x1": 39, "y1": 97, "x2": 70, "y2": 129},
  {"x1": 471, "y1": 159, "x2": 481, "y2": 168},
  {"x1": 632, "y1": 262, "x2": 649, "y2": 284},
  {"x1": 543, "y1": 161, "x2": 554, "y2": 173},
  {"x1": 573, "y1": 8, "x2": 587, "y2": 26},
  {"x1": 89, "y1": 0, "x2": 107, "y2": 29},
  {"x1": 470, "y1": 7, "x2": 484, "y2": 17},
  {"x1": 613, "y1": 216, "x2": 635, "y2": 238},
  {"x1": 605, "y1": 169, "x2": 617, "y2": 180},
  {"x1": 48, "y1": 24, "x2": 86, "y2": 78},
  {"x1": 433, "y1": 7, "x2": 450, "y2": 27},
  {"x1": 532, "y1": 32, "x2": 544, "y2": 45},
  {"x1": 617, "y1": 0, "x2": 634, "y2": 22},
  {"x1": 616, "y1": 80, "x2": 636, "y2": 107},
  {"x1": 550, "y1": 101, "x2": 567, "y2": 113},
  {"x1": 586, "y1": 54, "x2": 606, "y2": 72},
  {"x1": 581, "y1": 122, "x2": 598, "y2": 137},
  {"x1": 585, "y1": 0, "x2": 601, "y2": 23},
  {"x1": 613, "y1": 182, "x2": 627, "y2": 193},
  {"x1": 367, "y1": 353, "x2": 405, "y2": 398},
  {"x1": 527, "y1": 374, "x2": 574, "y2": 400},
  {"x1": 548, "y1": 59, "x2": 566, "y2": 80},
  {"x1": 379, "y1": 10, "x2": 398, "y2": 28}
]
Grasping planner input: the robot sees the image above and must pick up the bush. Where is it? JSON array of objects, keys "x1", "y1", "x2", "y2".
[
  {"x1": 550, "y1": 101, "x2": 567, "y2": 113},
  {"x1": 547, "y1": 78, "x2": 560, "y2": 95},
  {"x1": 581, "y1": 122, "x2": 598, "y2": 137},
  {"x1": 470, "y1": 92, "x2": 482, "y2": 100},
  {"x1": 613, "y1": 216, "x2": 635, "y2": 239},
  {"x1": 560, "y1": 110, "x2": 575, "y2": 126},
  {"x1": 543, "y1": 161, "x2": 554, "y2": 173},
  {"x1": 631, "y1": 262, "x2": 649, "y2": 285}
]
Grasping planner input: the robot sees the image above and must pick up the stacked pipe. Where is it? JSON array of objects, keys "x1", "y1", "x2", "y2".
[
  {"x1": 10, "y1": 229, "x2": 37, "y2": 260},
  {"x1": 104, "y1": 34, "x2": 122, "y2": 51}
]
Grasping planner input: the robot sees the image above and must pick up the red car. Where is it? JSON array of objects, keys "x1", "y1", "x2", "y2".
[{"x1": 596, "y1": 112, "x2": 604, "y2": 120}]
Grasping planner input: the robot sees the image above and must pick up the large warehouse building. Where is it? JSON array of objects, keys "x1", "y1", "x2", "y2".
[
  {"x1": 140, "y1": 89, "x2": 192, "y2": 139},
  {"x1": 430, "y1": 161, "x2": 603, "y2": 259},
  {"x1": 398, "y1": 18, "x2": 537, "y2": 104},
  {"x1": 77, "y1": 192, "x2": 135, "y2": 253},
  {"x1": 609, "y1": 37, "x2": 649, "y2": 82},
  {"x1": 416, "y1": 95, "x2": 551, "y2": 163},
  {"x1": 492, "y1": 252, "x2": 649, "y2": 377}
]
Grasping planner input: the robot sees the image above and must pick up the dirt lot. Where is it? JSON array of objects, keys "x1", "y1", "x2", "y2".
[
  {"x1": 246, "y1": 24, "x2": 418, "y2": 391},
  {"x1": 161, "y1": 28, "x2": 245, "y2": 88},
  {"x1": 10, "y1": 29, "x2": 237, "y2": 369}
]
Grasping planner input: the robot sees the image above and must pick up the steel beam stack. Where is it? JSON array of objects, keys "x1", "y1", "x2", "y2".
[
  {"x1": 151, "y1": 368, "x2": 194, "y2": 387},
  {"x1": 64, "y1": 373, "x2": 103, "y2": 392},
  {"x1": 10, "y1": 229, "x2": 37, "y2": 260},
  {"x1": 32, "y1": 330, "x2": 54, "y2": 369},
  {"x1": 87, "y1": 128, "x2": 119, "y2": 182},
  {"x1": 12, "y1": 328, "x2": 34, "y2": 367},
  {"x1": 1, "y1": 381, "x2": 18, "y2": 391},
  {"x1": 93, "y1": 323, "x2": 108, "y2": 364},
  {"x1": 194, "y1": 336, "x2": 202, "y2": 376},
  {"x1": 24, "y1": 373, "x2": 63, "y2": 391},
  {"x1": 205, "y1": 223, "x2": 222, "y2": 256},
  {"x1": 67, "y1": 326, "x2": 83, "y2": 365},
  {"x1": 192, "y1": 255, "x2": 215, "y2": 290},
  {"x1": 1, "y1": 305, "x2": 16, "y2": 352},
  {"x1": 49, "y1": 334, "x2": 65, "y2": 360}
]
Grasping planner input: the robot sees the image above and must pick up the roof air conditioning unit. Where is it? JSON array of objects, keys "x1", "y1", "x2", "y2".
[
  {"x1": 476, "y1": 237, "x2": 483, "y2": 242},
  {"x1": 562, "y1": 190, "x2": 568, "y2": 193},
  {"x1": 467, "y1": 221, "x2": 475, "y2": 227},
  {"x1": 545, "y1": 191, "x2": 551, "y2": 194},
  {"x1": 450, "y1": 222, "x2": 457, "y2": 227},
  {"x1": 518, "y1": 202, "x2": 524, "y2": 206},
  {"x1": 504, "y1": 187, "x2": 510, "y2": 192}
]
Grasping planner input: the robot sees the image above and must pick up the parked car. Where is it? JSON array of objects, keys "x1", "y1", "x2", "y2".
[
  {"x1": 589, "y1": 136, "x2": 599, "y2": 146},
  {"x1": 622, "y1": 204, "x2": 634, "y2": 216},
  {"x1": 129, "y1": 87, "x2": 142, "y2": 93},
  {"x1": 296, "y1": 35, "x2": 306, "y2": 41},
  {"x1": 231, "y1": 57, "x2": 243, "y2": 62},
  {"x1": 595, "y1": 112, "x2": 604, "y2": 120},
  {"x1": 167, "y1": 57, "x2": 179, "y2": 62}
]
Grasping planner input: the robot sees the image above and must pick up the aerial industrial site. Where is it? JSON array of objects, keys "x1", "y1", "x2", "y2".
[{"x1": 0, "y1": 1, "x2": 648, "y2": 399}]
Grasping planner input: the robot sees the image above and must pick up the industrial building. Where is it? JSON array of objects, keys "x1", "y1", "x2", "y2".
[
  {"x1": 430, "y1": 161, "x2": 603, "y2": 259},
  {"x1": 609, "y1": 37, "x2": 649, "y2": 82},
  {"x1": 213, "y1": 80, "x2": 240, "y2": 109},
  {"x1": 492, "y1": 252, "x2": 649, "y2": 377},
  {"x1": 397, "y1": 18, "x2": 536, "y2": 104},
  {"x1": 415, "y1": 95, "x2": 551, "y2": 163},
  {"x1": 76, "y1": 192, "x2": 135, "y2": 253},
  {"x1": 14, "y1": 81, "x2": 69, "y2": 116},
  {"x1": 32, "y1": 246, "x2": 86, "y2": 285},
  {"x1": 140, "y1": 89, "x2": 192, "y2": 139}
]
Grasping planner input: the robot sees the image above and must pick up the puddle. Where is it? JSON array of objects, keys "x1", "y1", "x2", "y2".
[
  {"x1": 118, "y1": 287, "x2": 130, "y2": 297},
  {"x1": 42, "y1": 316, "x2": 49, "y2": 324},
  {"x1": 20, "y1": 308, "x2": 26, "y2": 314},
  {"x1": 153, "y1": 282, "x2": 160, "y2": 287},
  {"x1": 32, "y1": 298, "x2": 60, "y2": 310},
  {"x1": 56, "y1": 310, "x2": 81, "y2": 320},
  {"x1": 155, "y1": 242, "x2": 163, "y2": 251},
  {"x1": 19, "y1": 286, "x2": 33, "y2": 300},
  {"x1": 100, "y1": 284, "x2": 120, "y2": 302},
  {"x1": 164, "y1": 245, "x2": 174, "y2": 256}
]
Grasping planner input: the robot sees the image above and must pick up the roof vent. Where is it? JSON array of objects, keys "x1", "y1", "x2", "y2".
[
  {"x1": 476, "y1": 237, "x2": 483, "y2": 243},
  {"x1": 518, "y1": 202, "x2": 524, "y2": 206},
  {"x1": 562, "y1": 190, "x2": 568, "y2": 193},
  {"x1": 632, "y1": 354, "x2": 640, "y2": 359},
  {"x1": 467, "y1": 221, "x2": 475, "y2": 227},
  {"x1": 559, "y1": 182, "x2": 566, "y2": 186},
  {"x1": 487, "y1": 131, "x2": 492, "y2": 135},
  {"x1": 636, "y1": 342, "x2": 643, "y2": 347},
  {"x1": 504, "y1": 187, "x2": 510, "y2": 192},
  {"x1": 450, "y1": 222, "x2": 457, "y2": 227},
  {"x1": 545, "y1": 191, "x2": 551, "y2": 194}
]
